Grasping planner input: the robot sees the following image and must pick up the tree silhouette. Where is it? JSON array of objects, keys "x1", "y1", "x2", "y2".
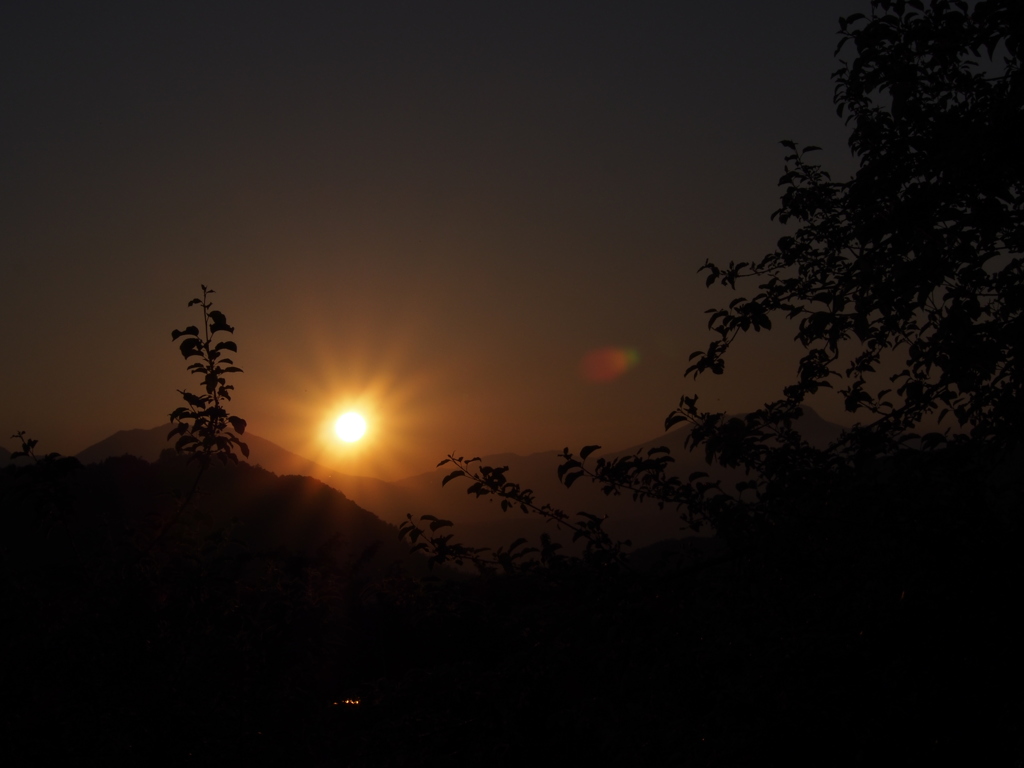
[
  {"x1": 168, "y1": 285, "x2": 249, "y2": 465},
  {"x1": 141, "y1": 285, "x2": 251, "y2": 553},
  {"x1": 648, "y1": 0, "x2": 1024, "y2": 535}
]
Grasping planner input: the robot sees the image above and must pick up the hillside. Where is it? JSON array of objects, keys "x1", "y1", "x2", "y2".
[
  {"x1": 72, "y1": 425, "x2": 706, "y2": 549},
  {"x1": 6, "y1": 436, "x2": 1020, "y2": 764},
  {"x1": 3, "y1": 451, "x2": 426, "y2": 579},
  {"x1": 73, "y1": 409, "x2": 844, "y2": 553}
]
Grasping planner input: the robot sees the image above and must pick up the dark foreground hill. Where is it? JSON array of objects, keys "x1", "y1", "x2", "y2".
[
  {"x1": 3, "y1": 451, "x2": 420, "y2": 575},
  {"x1": 2, "y1": 442, "x2": 1022, "y2": 764},
  {"x1": 0, "y1": 451, "x2": 436, "y2": 763}
]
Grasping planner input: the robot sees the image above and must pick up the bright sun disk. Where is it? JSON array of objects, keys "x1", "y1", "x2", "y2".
[{"x1": 335, "y1": 412, "x2": 367, "y2": 442}]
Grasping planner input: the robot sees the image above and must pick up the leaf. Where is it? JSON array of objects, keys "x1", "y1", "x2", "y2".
[
  {"x1": 563, "y1": 470, "x2": 584, "y2": 488},
  {"x1": 182, "y1": 391, "x2": 207, "y2": 408},
  {"x1": 580, "y1": 444, "x2": 601, "y2": 461},
  {"x1": 208, "y1": 310, "x2": 234, "y2": 334},
  {"x1": 665, "y1": 414, "x2": 683, "y2": 430},
  {"x1": 227, "y1": 416, "x2": 246, "y2": 434},
  {"x1": 557, "y1": 459, "x2": 581, "y2": 481},
  {"x1": 178, "y1": 338, "x2": 202, "y2": 359},
  {"x1": 441, "y1": 470, "x2": 465, "y2": 487},
  {"x1": 175, "y1": 435, "x2": 198, "y2": 450},
  {"x1": 429, "y1": 518, "x2": 454, "y2": 532},
  {"x1": 171, "y1": 326, "x2": 199, "y2": 341}
]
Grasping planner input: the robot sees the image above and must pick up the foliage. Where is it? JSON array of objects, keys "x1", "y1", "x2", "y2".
[
  {"x1": 0, "y1": 453, "x2": 426, "y2": 764},
  {"x1": 8, "y1": 430, "x2": 62, "y2": 464},
  {"x1": 651, "y1": 0, "x2": 1024, "y2": 533},
  {"x1": 399, "y1": 453, "x2": 631, "y2": 572},
  {"x1": 423, "y1": 1, "x2": 1024, "y2": 555},
  {"x1": 167, "y1": 285, "x2": 249, "y2": 465}
]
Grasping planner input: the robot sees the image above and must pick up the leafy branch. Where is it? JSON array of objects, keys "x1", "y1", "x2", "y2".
[
  {"x1": 398, "y1": 454, "x2": 633, "y2": 573},
  {"x1": 556, "y1": 441, "x2": 724, "y2": 533},
  {"x1": 141, "y1": 287, "x2": 249, "y2": 561},
  {"x1": 9, "y1": 430, "x2": 62, "y2": 464},
  {"x1": 659, "y1": 0, "x2": 1024, "y2": 537},
  {"x1": 167, "y1": 285, "x2": 249, "y2": 465}
]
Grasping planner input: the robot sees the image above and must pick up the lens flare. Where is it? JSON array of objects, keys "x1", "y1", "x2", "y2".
[{"x1": 581, "y1": 347, "x2": 639, "y2": 382}]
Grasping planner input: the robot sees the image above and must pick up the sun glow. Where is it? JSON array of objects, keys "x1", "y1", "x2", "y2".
[
  {"x1": 271, "y1": 332, "x2": 440, "y2": 478},
  {"x1": 334, "y1": 412, "x2": 367, "y2": 442}
]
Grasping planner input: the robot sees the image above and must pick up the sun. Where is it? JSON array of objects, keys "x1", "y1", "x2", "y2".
[{"x1": 334, "y1": 411, "x2": 367, "y2": 443}]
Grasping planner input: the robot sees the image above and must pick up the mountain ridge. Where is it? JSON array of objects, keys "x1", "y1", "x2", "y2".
[{"x1": 69, "y1": 408, "x2": 844, "y2": 550}]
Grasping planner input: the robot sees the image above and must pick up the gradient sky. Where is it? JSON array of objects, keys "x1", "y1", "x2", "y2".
[{"x1": 2, "y1": 0, "x2": 865, "y2": 479}]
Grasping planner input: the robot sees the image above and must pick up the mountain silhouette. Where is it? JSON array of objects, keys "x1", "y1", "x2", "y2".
[
  {"x1": 74, "y1": 426, "x2": 696, "y2": 549},
  {"x1": 74, "y1": 408, "x2": 844, "y2": 553},
  {"x1": 7, "y1": 449, "x2": 427, "y2": 578},
  {"x1": 75, "y1": 425, "x2": 413, "y2": 518}
]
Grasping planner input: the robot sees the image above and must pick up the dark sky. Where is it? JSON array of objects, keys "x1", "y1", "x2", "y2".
[{"x1": 2, "y1": 0, "x2": 864, "y2": 479}]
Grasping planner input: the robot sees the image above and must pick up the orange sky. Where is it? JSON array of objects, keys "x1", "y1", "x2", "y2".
[{"x1": 2, "y1": 1, "x2": 864, "y2": 479}]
